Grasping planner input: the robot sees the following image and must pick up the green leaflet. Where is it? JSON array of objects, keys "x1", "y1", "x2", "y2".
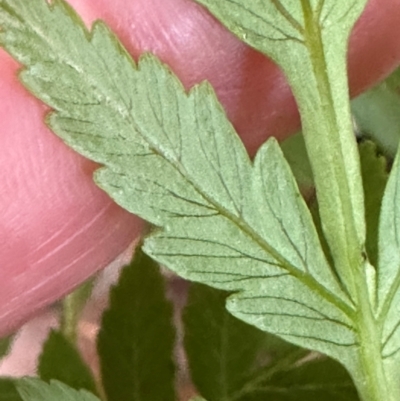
[
  {"x1": 142, "y1": 133, "x2": 356, "y2": 359},
  {"x1": 1, "y1": 0, "x2": 356, "y2": 381},
  {"x1": 15, "y1": 378, "x2": 100, "y2": 401},
  {"x1": 376, "y1": 141, "x2": 400, "y2": 387},
  {"x1": 195, "y1": 0, "x2": 367, "y2": 298},
  {"x1": 38, "y1": 330, "x2": 97, "y2": 395},
  {"x1": 97, "y1": 246, "x2": 176, "y2": 401},
  {"x1": 0, "y1": 0, "x2": 392, "y2": 399}
]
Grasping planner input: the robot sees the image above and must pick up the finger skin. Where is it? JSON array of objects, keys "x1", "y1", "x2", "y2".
[
  {"x1": 0, "y1": 51, "x2": 143, "y2": 336},
  {"x1": 1, "y1": 0, "x2": 399, "y2": 336}
]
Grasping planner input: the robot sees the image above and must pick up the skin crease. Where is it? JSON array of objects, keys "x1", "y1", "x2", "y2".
[{"x1": 0, "y1": 0, "x2": 400, "y2": 337}]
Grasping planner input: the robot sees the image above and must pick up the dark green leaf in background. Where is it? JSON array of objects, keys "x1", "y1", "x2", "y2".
[
  {"x1": 358, "y1": 141, "x2": 388, "y2": 267},
  {"x1": 38, "y1": 330, "x2": 97, "y2": 395},
  {"x1": 281, "y1": 132, "x2": 313, "y2": 189},
  {"x1": 386, "y1": 67, "x2": 400, "y2": 91},
  {"x1": 0, "y1": 338, "x2": 21, "y2": 401},
  {"x1": 15, "y1": 378, "x2": 100, "y2": 401},
  {"x1": 183, "y1": 283, "x2": 270, "y2": 401},
  {"x1": 353, "y1": 67, "x2": 400, "y2": 156},
  {"x1": 97, "y1": 246, "x2": 176, "y2": 401},
  {"x1": 183, "y1": 284, "x2": 358, "y2": 401},
  {"x1": 0, "y1": 378, "x2": 23, "y2": 401},
  {"x1": 0, "y1": 336, "x2": 12, "y2": 359},
  {"x1": 239, "y1": 357, "x2": 359, "y2": 401}
]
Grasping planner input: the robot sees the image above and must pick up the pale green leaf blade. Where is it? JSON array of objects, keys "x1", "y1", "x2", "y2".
[
  {"x1": 142, "y1": 140, "x2": 356, "y2": 361},
  {"x1": 376, "y1": 144, "x2": 400, "y2": 384},
  {"x1": 38, "y1": 330, "x2": 97, "y2": 395},
  {"x1": 0, "y1": 378, "x2": 22, "y2": 401},
  {"x1": 97, "y1": 246, "x2": 176, "y2": 401},
  {"x1": 193, "y1": 1, "x2": 366, "y2": 64},
  {"x1": 194, "y1": 0, "x2": 368, "y2": 297},
  {"x1": 247, "y1": 140, "x2": 336, "y2": 288},
  {"x1": 16, "y1": 378, "x2": 100, "y2": 401},
  {"x1": 0, "y1": 0, "x2": 356, "y2": 376}
]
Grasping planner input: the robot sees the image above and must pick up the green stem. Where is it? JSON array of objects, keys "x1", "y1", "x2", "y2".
[
  {"x1": 298, "y1": 0, "x2": 365, "y2": 298},
  {"x1": 60, "y1": 279, "x2": 94, "y2": 344},
  {"x1": 296, "y1": 2, "x2": 400, "y2": 400},
  {"x1": 353, "y1": 267, "x2": 399, "y2": 401}
]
